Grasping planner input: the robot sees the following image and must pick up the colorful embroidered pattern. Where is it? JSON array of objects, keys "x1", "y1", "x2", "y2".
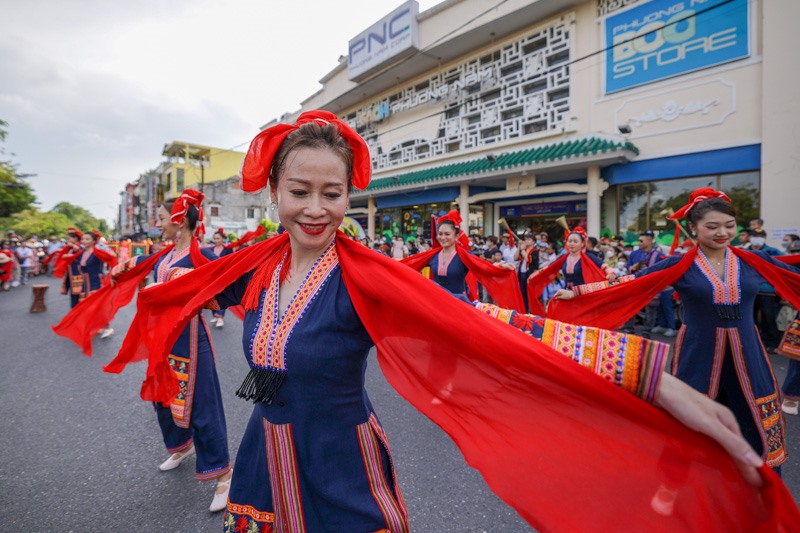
[
  {"x1": 264, "y1": 420, "x2": 306, "y2": 532},
  {"x1": 437, "y1": 250, "x2": 457, "y2": 276},
  {"x1": 356, "y1": 414, "x2": 409, "y2": 533},
  {"x1": 167, "y1": 317, "x2": 199, "y2": 429},
  {"x1": 573, "y1": 274, "x2": 634, "y2": 296},
  {"x1": 778, "y1": 314, "x2": 800, "y2": 360},
  {"x1": 156, "y1": 247, "x2": 190, "y2": 283},
  {"x1": 695, "y1": 249, "x2": 740, "y2": 306},
  {"x1": 224, "y1": 504, "x2": 275, "y2": 533},
  {"x1": 756, "y1": 394, "x2": 785, "y2": 464},
  {"x1": 473, "y1": 302, "x2": 515, "y2": 323},
  {"x1": 251, "y1": 244, "x2": 338, "y2": 370}
]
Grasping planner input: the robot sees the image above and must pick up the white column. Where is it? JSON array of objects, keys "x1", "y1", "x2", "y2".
[
  {"x1": 458, "y1": 183, "x2": 469, "y2": 233},
  {"x1": 367, "y1": 197, "x2": 376, "y2": 241},
  {"x1": 587, "y1": 166, "x2": 602, "y2": 238}
]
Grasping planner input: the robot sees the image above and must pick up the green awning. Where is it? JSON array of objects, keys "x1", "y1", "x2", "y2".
[{"x1": 364, "y1": 136, "x2": 638, "y2": 192}]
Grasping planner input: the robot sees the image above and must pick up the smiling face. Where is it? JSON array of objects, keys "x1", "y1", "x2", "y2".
[
  {"x1": 690, "y1": 210, "x2": 737, "y2": 252},
  {"x1": 566, "y1": 233, "x2": 584, "y2": 254},
  {"x1": 156, "y1": 206, "x2": 180, "y2": 241},
  {"x1": 212, "y1": 233, "x2": 224, "y2": 246},
  {"x1": 437, "y1": 222, "x2": 458, "y2": 249},
  {"x1": 80, "y1": 233, "x2": 95, "y2": 248},
  {"x1": 270, "y1": 146, "x2": 349, "y2": 255}
]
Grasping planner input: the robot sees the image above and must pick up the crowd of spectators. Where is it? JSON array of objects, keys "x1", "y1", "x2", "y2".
[{"x1": 0, "y1": 230, "x2": 64, "y2": 291}]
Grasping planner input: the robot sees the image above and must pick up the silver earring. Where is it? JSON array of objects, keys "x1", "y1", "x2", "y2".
[{"x1": 270, "y1": 201, "x2": 277, "y2": 211}]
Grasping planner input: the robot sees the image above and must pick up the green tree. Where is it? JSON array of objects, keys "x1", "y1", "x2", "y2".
[
  {"x1": 0, "y1": 208, "x2": 71, "y2": 237},
  {"x1": 50, "y1": 201, "x2": 106, "y2": 232},
  {"x1": 0, "y1": 119, "x2": 36, "y2": 217}
]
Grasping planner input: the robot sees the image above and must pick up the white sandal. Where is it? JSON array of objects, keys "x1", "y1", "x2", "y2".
[
  {"x1": 209, "y1": 471, "x2": 232, "y2": 512},
  {"x1": 158, "y1": 445, "x2": 195, "y2": 471}
]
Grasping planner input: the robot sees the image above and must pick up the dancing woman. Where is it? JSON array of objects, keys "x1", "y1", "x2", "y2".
[
  {"x1": 402, "y1": 209, "x2": 524, "y2": 310},
  {"x1": 207, "y1": 228, "x2": 232, "y2": 328},
  {"x1": 526, "y1": 226, "x2": 614, "y2": 315},
  {"x1": 553, "y1": 188, "x2": 800, "y2": 471},
  {"x1": 105, "y1": 114, "x2": 796, "y2": 532}
]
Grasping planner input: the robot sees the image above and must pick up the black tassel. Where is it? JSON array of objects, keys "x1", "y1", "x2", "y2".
[
  {"x1": 236, "y1": 367, "x2": 286, "y2": 404},
  {"x1": 714, "y1": 304, "x2": 741, "y2": 320}
]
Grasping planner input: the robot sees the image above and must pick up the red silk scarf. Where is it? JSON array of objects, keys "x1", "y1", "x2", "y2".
[
  {"x1": 103, "y1": 233, "x2": 798, "y2": 531},
  {"x1": 401, "y1": 244, "x2": 525, "y2": 312},
  {"x1": 51, "y1": 244, "x2": 174, "y2": 356},
  {"x1": 547, "y1": 247, "x2": 800, "y2": 331},
  {"x1": 52, "y1": 245, "x2": 118, "y2": 279},
  {"x1": 526, "y1": 252, "x2": 606, "y2": 316}
]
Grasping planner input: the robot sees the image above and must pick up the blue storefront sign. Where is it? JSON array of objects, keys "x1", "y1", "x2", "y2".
[
  {"x1": 501, "y1": 201, "x2": 587, "y2": 218},
  {"x1": 604, "y1": 0, "x2": 750, "y2": 93}
]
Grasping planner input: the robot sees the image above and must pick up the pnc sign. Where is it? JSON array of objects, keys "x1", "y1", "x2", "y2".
[
  {"x1": 348, "y1": 0, "x2": 420, "y2": 81},
  {"x1": 604, "y1": 0, "x2": 749, "y2": 93}
]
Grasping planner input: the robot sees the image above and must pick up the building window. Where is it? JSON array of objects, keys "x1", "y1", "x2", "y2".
[
  {"x1": 209, "y1": 206, "x2": 220, "y2": 217},
  {"x1": 615, "y1": 172, "x2": 759, "y2": 240},
  {"x1": 177, "y1": 168, "x2": 184, "y2": 191},
  {"x1": 246, "y1": 207, "x2": 256, "y2": 219}
]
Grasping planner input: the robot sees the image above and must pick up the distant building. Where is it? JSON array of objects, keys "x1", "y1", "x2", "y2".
[
  {"x1": 160, "y1": 141, "x2": 245, "y2": 199},
  {"x1": 204, "y1": 176, "x2": 271, "y2": 240}
]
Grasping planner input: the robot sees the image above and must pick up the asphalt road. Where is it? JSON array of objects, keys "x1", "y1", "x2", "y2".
[{"x1": 1, "y1": 275, "x2": 798, "y2": 532}]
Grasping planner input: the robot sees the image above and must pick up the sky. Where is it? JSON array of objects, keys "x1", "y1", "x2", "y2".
[{"x1": 0, "y1": 0, "x2": 444, "y2": 225}]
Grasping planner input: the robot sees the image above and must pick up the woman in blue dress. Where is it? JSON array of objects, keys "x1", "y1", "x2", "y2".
[
  {"x1": 107, "y1": 115, "x2": 782, "y2": 531},
  {"x1": 207, "y1": 228, "x2": 232, "y2": 328},
  {"x1": 555, "y1": 189, "x2": 800, "y2": 470},
  {"x1": 113, "y1": 190, "x2": 232, "y2": 512}
]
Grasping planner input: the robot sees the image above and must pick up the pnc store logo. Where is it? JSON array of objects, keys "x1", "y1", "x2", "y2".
[{"x1": 349, "y1": 7, "x2": 412, "y2": 66}]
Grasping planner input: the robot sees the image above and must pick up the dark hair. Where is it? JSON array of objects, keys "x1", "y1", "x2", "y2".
[
  {"x1": 687, "y1": 197, "x2": 737, "y2": 225},
  {"x1": 751, "y1": 218, "x2": 764, "y2": 225},
  {"x1": 269, "y1": 122, "x2": 354, "y2": 192},
  {"x1": 85, "y1": 232, "x2": 98, "y2": 242},
  {"x1": 784, "y1": 233, "x2": 800, "y2": 241},
  {"x1": 587, "y1": 236, "x2": 598, "y2": 247},
  {"x1": 162, "y1": 199, "x2": 199, "y2": 232},
  {"x1": 214, "y1": 228, "x2": 226, "y2": 237},
  {"x1": 438, "y1": 219, "x2": 460, "y2": 234},
  {"x1": 67, "y1": 231, "x2": 81, "y2": 240}
]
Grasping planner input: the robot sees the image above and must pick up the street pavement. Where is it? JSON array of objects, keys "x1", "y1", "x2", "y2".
[{"x1": 1, "y1": 275, "x2": 798, "y2": 532}]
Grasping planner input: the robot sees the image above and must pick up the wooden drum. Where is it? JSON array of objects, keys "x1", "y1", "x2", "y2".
[{"x1": 30, "y1": 284, "x2": 48, "y2": 313}]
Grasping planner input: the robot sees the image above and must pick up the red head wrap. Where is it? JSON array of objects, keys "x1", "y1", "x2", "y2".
[
  {"x1": 91, "y1": 230, "x2": 103, "y2": 241},
  {"x1": 669, "y1": 188, "x2": 731, "y2": 220},
  {"x1": 215, "y1": 227, "x2": 225, "y2": 236},
  {"x1": 170, "y1": 189, "x2": 206, "y2": 238},
  {"x1": 240, "y1": 110, "x2": 371, "y2": 193},
  {"x1": 67, "y1": 227, "x2": 83, "y2": 239},
  {"x1": 437, "y1": 210, "x2": 463, "y2": 230},
  {"x1": 569, "y1": 227, "x2": 588, "y2": 242}
]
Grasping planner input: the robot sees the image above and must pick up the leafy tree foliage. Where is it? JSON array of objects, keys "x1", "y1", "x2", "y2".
[{"x1": 0, "y1": 119, "x2": 36, "y2": 217}]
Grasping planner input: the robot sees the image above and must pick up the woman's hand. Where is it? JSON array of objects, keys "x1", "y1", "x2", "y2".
[
  {"x1": 605, "y1": 270, "x2": 617, "y2": 281},
  {"x1": 655, "y1": 373, "x2": 763, "y2": 486},
  {"x1": 553, "y1": 289, "x2": 575, "y2": 300}
]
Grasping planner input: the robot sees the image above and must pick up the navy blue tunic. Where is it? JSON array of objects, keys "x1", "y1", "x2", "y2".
[{"x1": 428, "y1": 249, "x2": 469, "y2": 296}]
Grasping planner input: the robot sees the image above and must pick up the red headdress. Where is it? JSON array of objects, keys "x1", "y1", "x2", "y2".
[
  {"x1": 569, "y1": 227, "x2": 588, "y2": 246},
  {"x1": 215, "y1": 227, "x2": 225, "y2": 236},
  {"x1": 170, "y1": 189, "x2": 206, "y2": 238},
  {"x1": 240, "y1": 110, "x2": 372, "y2": 193},
  {"x1": 437, "y1": 209, "x2": 462, "y2": 229},
  {"x1": 67, "y1": 227, "x2": 83, "y2": 239},
  {"x1": 669, "y1": 188, "x2": 731, "y2": 220},
  {"x1": 91, "y1": 230, "x2": 103, "y2": 241}
]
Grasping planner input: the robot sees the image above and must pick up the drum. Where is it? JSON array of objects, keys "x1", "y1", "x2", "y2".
[{"x1": 30, "y1": 284, "x2": 48, "y2": 313}]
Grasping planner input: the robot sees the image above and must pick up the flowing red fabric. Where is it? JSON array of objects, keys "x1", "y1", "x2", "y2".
[
  {"x1": 44, "y1": 246, "x2": 69, "y2": 267},
  {"x1": 669, "y1": 222, "x2": 682, "y2": 255},
  {"x1": 51, "y1": 245, "x2": 174, "y2": 356},
  {"x1": 547, "y1": 249, "x2": 697, "y2": 329},
  {"x1": 52, "y1": 246, "x2": 117, "y2": 278},
  {"x1": 223, "y1": 225, "x2": 265, "y2": 249},
  {"x1": 102, "y1": 235, "x2": 290, "y2": 402},
  {"x1": 546, "y1": 247, "x2": 800, "y2": 331},
  {"x1": 400, "y1": 245, "x2": 524, "y2": 312},
  {"x1": 337, "y1": 236, "x2": 800, "y2": 532},
  {"x1": 104, "y1": 233, "x2": 799, "y2": 530},
  {"x1": 91, "y1": 246, "x2": 118, "y2": 268},
  {"x1": 526, "y1": 252, "x2": 606, "y2": 316},
  {"x1": 777, "y1": 254, "x2": 800, "y2": 266},
  {"x1": 669, "y1": 188, "x2": 731, "y2": 220},
  {"x1": 240, "y1": 110, "x2": 371, "y2": 192}
]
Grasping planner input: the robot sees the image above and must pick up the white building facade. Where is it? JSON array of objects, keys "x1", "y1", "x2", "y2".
[{"x1": 264, "y1": 0, "x2": 799, "y2": 245}]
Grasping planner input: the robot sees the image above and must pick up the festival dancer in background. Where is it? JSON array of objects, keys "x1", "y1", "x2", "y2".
[
  {"x1": 56, "y1": 229, "x2": 118, "y2": 337},
  {"x1": 402, "y1": 209, "x2": 524, "y2": 311},
  {"x1": 526, "y1": 226, "x2": 614, "y2": 316},
  {"x1": 104, "y1": 113, "x2": 797, "y2": 532},
  {"x1": 553, "y1": 188, "x2": 800, "y2": 473},
  {"x1": 105, "y1": 190, "x2": 232, "y2": 512},
  {"x1": 207, "y1": 228, "x2": 232, "y2": 328}
]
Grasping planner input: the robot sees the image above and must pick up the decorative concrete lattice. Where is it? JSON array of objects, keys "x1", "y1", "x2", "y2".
[
  {"x1": 598, "y1": 0, "x2": 643, "y2": 17},
  {"x1": 343, "y1": 19, "x2": 572, "y2": 171}
]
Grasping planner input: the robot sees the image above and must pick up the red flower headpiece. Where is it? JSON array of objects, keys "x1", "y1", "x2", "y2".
[
  {"x1": 437, "y1": 209, "x2": 463, "y2": 229},
  {"x1": 570, "y1": 227, "x2": 588, "y2": 240},
  {"x1": 240, "y1": 110, "x2": 372, "y2": 193},
  {"x1": 171, "y1": 189, "x2": 206, "y2": 238},
  {"x1": 215, "y1": 227, "x2": 225, "y2": 236},
  {"x1": 91, "y1": 230, "x2": 103, "y2": 241},
  {"x1": 67, "y1": 227, "x2": 83, "y2": 239},
  {"x1": 669, "y1": 188, "x2": 731, "y2": 220}
]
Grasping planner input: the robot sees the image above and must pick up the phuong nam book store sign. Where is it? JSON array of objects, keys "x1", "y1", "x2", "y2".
[
  {"x1": 604, "y1": 0, "x2": 750, "y2": 93},
  {"x1": 348, "y1": 0, "x2": 420, "y2": 82}
]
